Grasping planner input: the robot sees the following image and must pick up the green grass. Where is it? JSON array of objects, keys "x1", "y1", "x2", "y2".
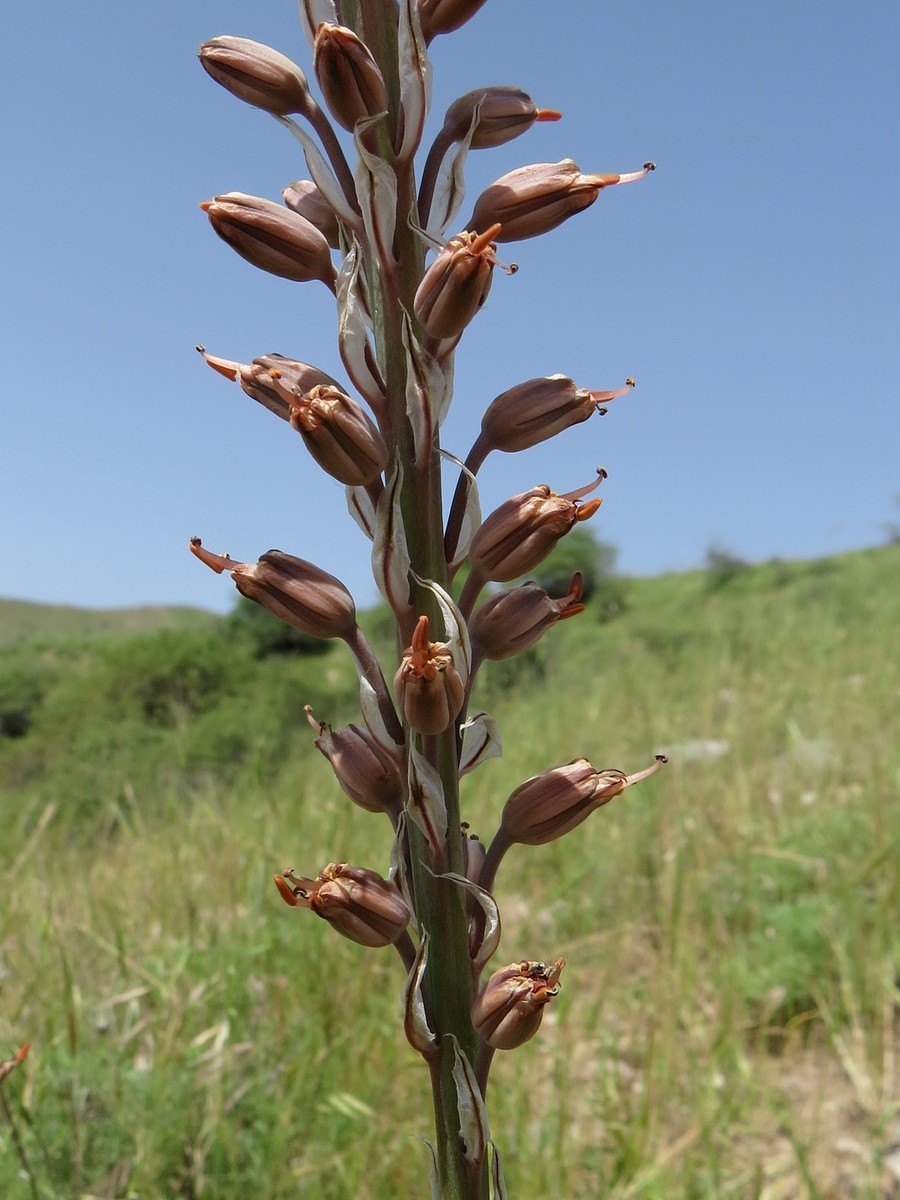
[{"x1": 1, "y1": 546, "x2": 898, "y2": 1198}]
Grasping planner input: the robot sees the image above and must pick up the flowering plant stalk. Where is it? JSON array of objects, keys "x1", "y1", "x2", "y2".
[{"x1": 194, "y1": 4, "x2": 661, "y2": 1197}]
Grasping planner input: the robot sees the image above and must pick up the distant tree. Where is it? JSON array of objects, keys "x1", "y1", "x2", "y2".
[
  {"x1": 704, "y1": 542, "x2": 749, "y2": 589},
  {"x1": 228, "y1": 594, "x2": 330, "y2": 658},
  {"x1": 883, "y1": 491, "x2": 900, "y2": 545}
]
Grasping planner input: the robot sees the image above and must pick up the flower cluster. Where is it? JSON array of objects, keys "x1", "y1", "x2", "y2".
[{"x1": 194, "y1": 4, "x2": 658, "y2": 1195}]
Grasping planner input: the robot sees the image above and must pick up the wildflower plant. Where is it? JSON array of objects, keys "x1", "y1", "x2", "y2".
[{"x1": 193, "y1": 3, "x2": 662, "y2": 1197}]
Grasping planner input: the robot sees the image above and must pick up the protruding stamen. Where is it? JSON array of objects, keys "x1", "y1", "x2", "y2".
[
  {"x1": 196, "y1": 346, "x2": 240, "y2": 381},
  {"x1": 189, "y1": 537, "x2": 243, "y2": 575},
  {"x1": 616, "y1": 162, "x2": 656, "y2": 185},
  {"x1": 588, "y1": 379, "x2": 635, "y2": 408},
  {"x1": 562, "y1": 468, "x2": 607, "y2": 503},
  {"x1": 303, "y1": 703, "x2": 327, "y2": 735},
  {"x1": 534, "y1": 108, "x2": 562, "y2": 123},
  {"x1": 624, "y1": 755, "x2": 668, "y2": 787}
]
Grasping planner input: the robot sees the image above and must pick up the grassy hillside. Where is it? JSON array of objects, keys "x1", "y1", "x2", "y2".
[
  {"x1": 0, "y1": 597, "x2": 220, "y2": 647},
  {"x1": 0, "y1": 547, "x2": 897, "y2": 1199}
]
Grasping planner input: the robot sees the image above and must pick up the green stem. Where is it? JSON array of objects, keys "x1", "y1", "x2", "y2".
[{"x1": 340, "y1": 4, "x2": 488, "y2": 1196}]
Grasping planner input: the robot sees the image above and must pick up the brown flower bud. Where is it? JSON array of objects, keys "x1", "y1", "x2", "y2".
[
  {"x1": 418, "y1": 0, "x2": 489, "y2": 42},
  {"x1": 469, "y1": 575, "x2": 585, "y2": 662},
  {"x1": 470, "y1": 160, "x2": 656, "y2": 243},
  {"x1": 304, "y1": 706, "x2": 403, "y2": 815},
  {"x1": 467, "y1": 474, "x2": 606, "y2": 584},
  {"x1": 190, "y1": 540, "x2": 357, "y2": 641},
  {"x1": 394, "y1": 615, "x2": 465, "y2": 736},
  {"x1": 414, "y1": 226, "x2": 513, "y2": 340},
  {"x1": 288, "y1": 385, "x2": 388, "y2": 486},
  {"x1": 481, "y1": 377, "x2": 635, "y2": 454},
  {"x1": 198, "y1": 36, "x2": 310, "y2": 115},
  {"x1": 200, "y1": 192, "x2": 337, "y2": 286},
  {"x1": 197, "y1": 347, "x2": 343, "y2": 422},
  {"x1": 274, "y1": 863, "x2": 411, "y2": 948},
  {"x1": 282, "y1": 180, "x2": 341, "y2": 248},
  {"x1": 313, "y1": 24, "x2": 389, "y2": 133},
  {"x1": 441, "y1": 87, "x2": 561, "y2": 150},
  {"x1": 472, "y1": 959, "x2": 565, "y2": 1050},
  {"x1": 501, "y1": 755, "x2": 667, "y2": 846}
]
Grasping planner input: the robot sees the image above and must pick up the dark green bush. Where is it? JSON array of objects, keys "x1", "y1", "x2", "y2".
[
  {"x1": 228, "y1": 595, "x2": 331, "y2": 658},
  {"x1": 0, "y1": 663, "x2": 49, "y2": 737}
]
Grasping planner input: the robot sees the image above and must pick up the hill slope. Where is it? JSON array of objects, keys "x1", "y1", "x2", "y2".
[
  {"x1": 1, "y1": 545, "x2": 898, "y2": 1200},
  {"x1": 0, "y1": 596, "x2": 221, "y2": 645}
]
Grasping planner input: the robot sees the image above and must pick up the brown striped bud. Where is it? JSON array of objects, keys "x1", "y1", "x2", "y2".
[
  {"x1": 468, "y1": 474, "x2": 606, "y2": 584},
  {"x1": 200, "y1": 192, "x2": 337, "y2": 286},
  {"x1": 282, "y1": 180, "x2": 341, "y2": 248},
  {"x1": 289, "y1": 385, "x2": 388, "y2": 486},
  {"x1": 394, "y1": 615, "x2": 465, "y2": 736},
  {"x1": 501, "y1": 755, "x2": 667, "y2": 846},
  {"x1": 190, "y1": 540, "x2": 357, "y2": 641},
  {"x1": 198, "y1": 36, "x2": 310, "y2": 115},
  {"x1": 441, "y1": 87, "x2": 561, "y2": 150},
  {"x1": 469, "y1": 575, "x2": 585, "y2": 662},
  {"x1": 470, "y1": 160, "x2": 656, "y2": 243},
  {"x1": 418, "y1": 0, "x2": 489, "y2": 42},
  {"x1": 481, "y1": 377, "x2": 635, "y2": 454},
  {"x1": 197, "y1": 347, "x2": 343, "y2": 421},
  {"x1": 313, "y1": 24, "x2": 388, "y2": 132},
  {"x1": 414, "y1": 226, "x2": 513, "y2": 340},
  {"x1": 305, "y1": 706, "x2": 403, "y2": 815},
  {"x1": 472, "y1": 959, "x2": 565, "y2": 1050},
  {"x1": 274, "y1": 864, "x2": 411, "y2": 948}
]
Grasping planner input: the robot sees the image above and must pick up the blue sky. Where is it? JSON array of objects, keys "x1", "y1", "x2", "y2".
[{"x1": 3, "y1": 1, "x2": 898, "y2": 613}]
